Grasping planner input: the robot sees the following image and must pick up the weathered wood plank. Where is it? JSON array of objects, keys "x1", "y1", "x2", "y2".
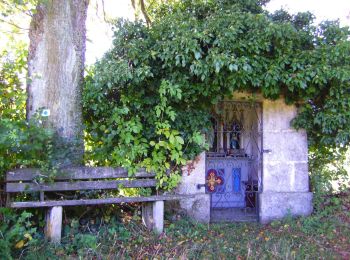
[
  {"x1": 6, "y1": 179, "x2": 157, "y2": 192},
  {"x1": 6, "y1": 167, "x2": 155, "y2": 181},
  {"x1": 9, "y1": 194, "x2": 193, "y2": 208}
]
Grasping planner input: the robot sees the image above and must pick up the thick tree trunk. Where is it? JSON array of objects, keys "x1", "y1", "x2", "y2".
[{"x1": 27, "y1": 0, "x2": 89, "y2": 165}]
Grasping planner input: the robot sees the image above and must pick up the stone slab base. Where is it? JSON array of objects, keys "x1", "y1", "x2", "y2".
[
  {"x1": 259, "y1": 191, "x2": 313, "y2": 224},
  {"x1": 179, "y1": 193, "x2": 210, "y2": 223},
  {"x1": 211, "y1": 208, "x2": 258, "y2": 223}
]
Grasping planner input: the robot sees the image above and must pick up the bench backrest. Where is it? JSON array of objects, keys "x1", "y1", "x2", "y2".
[{"x1": 6, "y1": 167, "x2": 156, "y2": 193}]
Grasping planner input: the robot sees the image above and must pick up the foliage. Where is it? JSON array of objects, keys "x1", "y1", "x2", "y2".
[
  {"x1": 0, "y1": 0, "x2": 37, "y2": 47},
  {"x1": 0, "y1": 208, "x2": 37, "y2": 260},
  {"x1": 84, "y1": 0, "x2": 350, "y2": 189},
  {"x1": 308, "y1": 145, "x2": 349, "y2": 196},
  {"x1": 84, "y1": 65, "x2": 207, "y2": 189},
  {"x1": 0, "y1": 44, "x2": 27, "y2": 121},
  {"x1": 0, "y1": 46, "x2": 59, "y2": 182}
]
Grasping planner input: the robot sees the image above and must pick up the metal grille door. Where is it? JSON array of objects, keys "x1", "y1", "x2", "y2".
[{"x1": 206, "y1": 101, "x2": 262, "y2": 221}]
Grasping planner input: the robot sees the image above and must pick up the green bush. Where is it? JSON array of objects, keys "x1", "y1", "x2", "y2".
[{"x1": 83, "y1": 0, "x2": 350, "y2": 189}]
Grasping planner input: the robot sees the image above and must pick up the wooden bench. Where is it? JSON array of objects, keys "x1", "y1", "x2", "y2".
[{"x1": 5, "y1": 167, "x2": 190, "y2": 243}]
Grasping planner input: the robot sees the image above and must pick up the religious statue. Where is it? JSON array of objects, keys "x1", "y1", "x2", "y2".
[{"x1": 230, "y1": 132, "x2": 240, "y2": 149}]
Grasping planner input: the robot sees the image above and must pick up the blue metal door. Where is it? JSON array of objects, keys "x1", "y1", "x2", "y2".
[{"x1": 206, "y1": 158, "x2": 251, "y2": 208}]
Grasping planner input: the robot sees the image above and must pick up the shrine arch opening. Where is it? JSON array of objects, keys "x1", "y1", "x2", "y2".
[{"x1": 205, "y1": 101, "x2": 263, "y2": 222}]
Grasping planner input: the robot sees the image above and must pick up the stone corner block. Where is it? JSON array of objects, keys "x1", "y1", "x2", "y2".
[
  {"x1": 179, "y1": 193, "x2": 211, "y2": 223},
  {"x1": 259, "y1": 192, "x2": 313, "y2": 224}
]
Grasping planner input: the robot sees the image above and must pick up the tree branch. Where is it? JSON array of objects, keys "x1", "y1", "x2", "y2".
[
  {"x1": 139, "y1": 0, "x2": 151, "y2": 26},
  {"x1": 0, "y1": 29, "x2": 26, "y2": 35},
  {"x1": 0, "y1": 18, "x2": 29, "y2": 31},
  {"x1": 0, "y1": 0, "x2": 33, "y2": 17},
  {"x1": 131, "y1": 0, "x2": 136, "y2": 10},
  {"x1": 101, "y1": 0, "x2": 108, "y2": 23}
]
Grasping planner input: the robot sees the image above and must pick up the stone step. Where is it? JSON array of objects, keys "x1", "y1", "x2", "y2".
[
  {"x1": 210, "y1": 208, "x2": 258, "y2": 223},
  {"x1": 211, "y1": 215, "x2": 258, "y2": 223}
]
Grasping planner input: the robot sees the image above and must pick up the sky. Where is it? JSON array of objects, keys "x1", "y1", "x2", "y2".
[
  {"x1": 86, "y1": 0, "x2": 134, "y2": 65},
  {"x1": 266, "y1": 0, "x2": 350, "y2": 25},
  {"x1": 77, "y1": 0, "x2": 350, "y2": 65}
]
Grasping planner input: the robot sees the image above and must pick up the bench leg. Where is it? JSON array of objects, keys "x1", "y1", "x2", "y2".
[
  {"x1": 44, "y1": 206, "x2": 63, "y2": 243},
  {"x1": 142, "y1": 201, "x2": 164, "y2": 234}
]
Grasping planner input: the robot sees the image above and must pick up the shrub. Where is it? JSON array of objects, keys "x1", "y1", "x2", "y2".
[{"x1": 83, "y1": 0, "x2": 350, "y2": 189}]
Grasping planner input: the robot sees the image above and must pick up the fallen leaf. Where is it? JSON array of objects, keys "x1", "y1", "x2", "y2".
[
  {"x1": 15, "y1": 240, "x2": 25, "y2": 249},
  {"x1": 177, "y1": 240, "x2": 186, "y2": 246}
]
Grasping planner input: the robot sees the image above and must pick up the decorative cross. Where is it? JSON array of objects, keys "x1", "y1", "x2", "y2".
[{"x1": 206, "y1": 169, "x2": 224, "y2": 192}]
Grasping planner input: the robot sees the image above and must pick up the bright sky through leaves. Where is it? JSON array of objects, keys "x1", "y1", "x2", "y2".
[
  {"x1": 86, "y1": 0, "x2": 350, "y2": 65},
  {"x1": 1, "y1": 0, "x2": 348, "y2": 64},
  {"x1": 266, "y1": 0, "x2": 350, "y2": 25}
]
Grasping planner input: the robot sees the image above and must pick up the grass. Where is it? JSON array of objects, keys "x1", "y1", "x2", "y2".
[{"x1": 7, "y1": 190, "x2": 350, "y2": 259}]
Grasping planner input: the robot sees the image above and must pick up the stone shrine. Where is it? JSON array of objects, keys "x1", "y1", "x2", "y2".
[{"x1": 176, "y1": 93, "x2": 313, "y2": 223}]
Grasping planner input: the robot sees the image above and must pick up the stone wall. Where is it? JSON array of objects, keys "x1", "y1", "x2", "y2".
[
  {"x1": 260, "y1": 98, "x2": 313, "y2": 223},
  {"x1": 176, "y1": 152, "x2": 211, "y2": 223}
]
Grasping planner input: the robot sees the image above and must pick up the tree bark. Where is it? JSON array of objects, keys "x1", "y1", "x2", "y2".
[{"x1": 27, "y1": 0, "x2": 89, "y2": 165}]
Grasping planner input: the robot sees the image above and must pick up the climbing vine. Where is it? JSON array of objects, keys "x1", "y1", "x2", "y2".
[{"x1": 83, "y1": 0, "x2": 350, "y2": 189}]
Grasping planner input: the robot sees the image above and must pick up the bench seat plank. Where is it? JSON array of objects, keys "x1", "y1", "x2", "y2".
[
  {"x1": 9, "y1": 194, "x2": 193, "y2": 208},
  {"x1": 6, "y1": 167, "x2": 155, "y2": 182},
  {"x1": 6, "y1": 179, "x2": 157, "y2": 192}
]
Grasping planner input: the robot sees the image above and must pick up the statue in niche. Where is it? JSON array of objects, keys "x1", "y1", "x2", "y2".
[
  {"x1": 229, "y1": 120, "x2": 242, "y2": 154},
  {"x1": 230, "y1": 132, "x2": 240, "y2": 149}
]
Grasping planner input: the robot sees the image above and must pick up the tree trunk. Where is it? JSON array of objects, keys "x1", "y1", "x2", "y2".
[{"x1": 27, "y1": 0, "x2": 89, "y2": 165}]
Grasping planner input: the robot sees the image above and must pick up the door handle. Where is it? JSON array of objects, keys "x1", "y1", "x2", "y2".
[{"x1": 197, "y1": 183, "x2": 206, "y2": 190}]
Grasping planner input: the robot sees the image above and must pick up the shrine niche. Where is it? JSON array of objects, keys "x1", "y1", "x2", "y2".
[
  {"x1": 176, "y1": 94, "x2": 313, "y2": 224},
  {"x1": 206, "y1": 101, "x2": 262, "y2": 219}
]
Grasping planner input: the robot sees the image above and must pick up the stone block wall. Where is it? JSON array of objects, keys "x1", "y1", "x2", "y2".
[
  {"x1": 260, "y1": 98, "x2": 313, "y2": 223},
  {"x1": 176, "y1": 152, "x2": 211, "y2": 223}
]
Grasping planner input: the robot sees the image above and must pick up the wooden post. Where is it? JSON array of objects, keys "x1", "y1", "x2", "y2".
[
  {"x1": 44, "y1": 206, "x2": 63, "y2": 243},
  {"x1": 142, "y1": 201, "x2": 164, "y2": 234},
  {"x1": 6, "y1": 193, "x2": 11, "y2": 207},
  {"x1": 40, "y1": 191, "x2": 44, "y2": 201}
]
